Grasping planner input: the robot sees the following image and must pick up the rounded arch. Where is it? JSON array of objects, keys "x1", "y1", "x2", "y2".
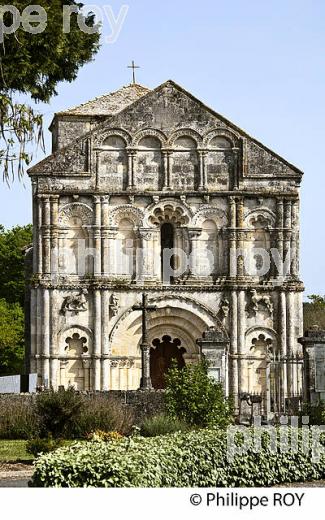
[
  {"x1": 245, "y1": 326, "x2": 277, "y2": 345},
  {"x1": 58, "y1": 203, "x2": 93, "y2": 227},
  {"x1": 168, "y1": 128, "x2": 203, "y2": 147},
  {"x1": 96, "y1": 128, "x2": 132, "y2": 147},
  {"x1": 102, "y1": 135, "x2": 127, "y2": 149},
  {"x1": 244, "y1": 208, "x2": 276, "y2": 228},
  {"x1": 203, "y1": 128, "x2": 239, "y2": 148},
  {"x1": 192, "y1": 205, "x2": 228, "y2": 227},
  {"x1": 58, "y1": 325, "x2": 93, "y2": 357},
  {"x1": 109, "y1": 294, "x2": 228, "y2": 357},
  {"x1": 133, "y1": 128, "x2": 167, "y2": 147},
  {"x1": 108, "y1": 205, "x2": 144, "y2": 228},
  {"x1": 143, "y1": 198, "x2": 193, "y2": 228}
]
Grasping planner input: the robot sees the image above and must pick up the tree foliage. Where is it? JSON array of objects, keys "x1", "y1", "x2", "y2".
[
  {"x1": 0, "y1": 224, "x2": 32, "y2": 306},
  {"x1": 0, "y1": 298, "x2": 25, "y2": 375},
  {"x1": 0, "y1": 0, "x2": 100, "y2": 180},
  {"x1": 303, "y1": 294, "x2": 325, "y2": 331}
]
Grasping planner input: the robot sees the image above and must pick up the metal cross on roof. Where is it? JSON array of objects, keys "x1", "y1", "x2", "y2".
[{"x1": 127, "y1": 60, "x2": 140, "y2": 84}]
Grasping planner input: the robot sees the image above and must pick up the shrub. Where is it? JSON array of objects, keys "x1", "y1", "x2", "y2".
[
  {"x1": 0, "y1": 398, "x2": 38, "y2": 439},
  {"x1": 140, "y1": 414, "x2": 189, "y2": 437},
  {"x1": 35, "y1": 387, "x2": 84, "y2": 439},
  {"x1": 26, "y1": 437, "x2": 64, "y2": 457},
  {"x1": 75, "y1": 395, "x2": 134, "y2": 438},
  {"x1": 164, "y1": 361, "x2": 233, "y2": 428},
  {"x1": 31, "y1": 427, "x2": 325, "y2": 487}
]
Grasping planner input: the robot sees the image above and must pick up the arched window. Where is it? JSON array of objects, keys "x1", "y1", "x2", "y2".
[
  {"x1": 116, "y1": 218, "x2": 136, "y2": 278},
  {"x1": 99, "y1": 135, "x2": 127, "y2": 190},
  {"x1": 206, "y1": 135, "x2": 233, "y2": 190},
  {"x1": 135, "y1": 136, "x2": 162, "y2": 190},
  {"x1": 171, "y1": 136, "x2": 198, "y2": 190}
]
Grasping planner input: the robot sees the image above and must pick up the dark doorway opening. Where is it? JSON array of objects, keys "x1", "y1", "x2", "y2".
[
  {"x1": 161, "y1": 223, "x2": 174, "y2": 283},
  {"x1": 150, "y1": 335, "x2": 186, "y2": 389}
]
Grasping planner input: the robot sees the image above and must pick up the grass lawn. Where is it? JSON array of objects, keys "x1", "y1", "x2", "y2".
[{"x1": 0, "y1": 440, "x2": 34, "y2": 463}]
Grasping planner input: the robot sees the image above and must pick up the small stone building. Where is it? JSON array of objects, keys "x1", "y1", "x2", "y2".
[{"x1": 27, "y1": 80, "x2": 304, "y2": 411}]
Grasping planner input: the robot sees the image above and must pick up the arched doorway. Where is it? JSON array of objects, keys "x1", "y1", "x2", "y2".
[{"x1": 150, "y1": 335, "x2": 186, "y2": 389}]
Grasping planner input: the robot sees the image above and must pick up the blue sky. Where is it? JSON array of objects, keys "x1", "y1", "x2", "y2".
[{"x1": 1, "y1": 0, "x2": 324, "y2": 296}]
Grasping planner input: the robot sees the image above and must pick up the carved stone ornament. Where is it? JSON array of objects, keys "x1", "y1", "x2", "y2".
[
  {"x1": 247, "y1": 289, "x2": 273, "y2": 317},
  {"x1": 218, "y1": 298, "x2": 230, "y2": 321},
  {"x1": 110, "y1": 293, "x2": 120, "y2": 316},
  {"x1": 61, "y1": 289, "x2": 88, "y2": 315}
]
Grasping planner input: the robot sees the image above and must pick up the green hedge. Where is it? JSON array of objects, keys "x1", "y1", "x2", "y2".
[{"x1": 31, "y1": 427, "x2": 325, "y2": 487}]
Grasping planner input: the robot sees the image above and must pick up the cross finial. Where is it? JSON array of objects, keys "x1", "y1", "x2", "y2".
[{"x1": 127, "y1": 60, "x2": 140, "y2": 84}]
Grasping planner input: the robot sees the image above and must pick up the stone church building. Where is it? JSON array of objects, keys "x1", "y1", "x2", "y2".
[{"x1": 27, "y1": 80, "x2": 304, "y2": 412}]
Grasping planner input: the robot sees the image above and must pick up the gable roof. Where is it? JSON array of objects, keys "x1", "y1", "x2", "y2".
[
  {"x1": 29, "y1": 79, "x2": 303, "y2": 176},
  {"x1": 56, "y1": 83, "x2": 151, "y2": 117}
]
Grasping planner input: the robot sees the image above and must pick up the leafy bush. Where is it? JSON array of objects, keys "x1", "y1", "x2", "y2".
[
  {"x1": 0, "y1": 398, "x2": 38, "y2": 439},
  {"x1": 31, "y1": 427, "x2": 325, "y2": 487},
  {"x1": 165, "y1": 361, "x2": 233, "y2": 428},
  {"x1": 35, "y1": 387, "x2": 84, "y2": 439},
  {"x1": 26, "y1": 437, "x2": 64, "y2": 457},
  {"x1": 140, "y1": 414, "x2": 189, "y2": 437},
  {"x1": 75, "y1": 395, "x2": 134, "y2": 438}
]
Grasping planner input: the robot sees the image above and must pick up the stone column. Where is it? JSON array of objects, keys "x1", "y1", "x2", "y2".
[
  {"x1": 43, "y1": 196, "x2": 51, "y2": 275},
  {"x1": 286, "y1": 291, "x2": 295, "y2": 396},
  {"x1": 237, "y1": 290, "x2": 246, "y2": 395},
  {"x1": 93, "y1": 289, "x2": 102, "y2": 390},
  {"x1": 229, "y1": 290, "x2": 238, "y2": 409},
  {"x1": 162, "y1": 150, "x2": 170, "y2": 190},
  {"x1": 291, "y1": 198, "x2": 299, "y2": 278},
  {"x1": 30, "y1": 288, "x2": 37, "y2": 372},
  {"x1": 228, "y1": 197, "x2": 237, "y2": 278},
  {"x1": 232, "y1": 147, "x2": 240, "y2": 190},
  {"x1": 278, "y1": 291, "x2": 287, "y2": 407},
  {"x1": 42, "y1": 288, "x2": 50, "y2": 388},
  {"x1": 107, "y1": 230, "x2": 118, "y2": 277},
  {"x1": 198, "y1": 150, "x2": 207, "y2": 190},
  {"x1": 93, "y1": 196, "x2": 102, "y2": 276},
  {"x1": 37, "y1": 195, "x2": 43, "y2": 274},
  {"x1": 127, "y1": 150, "x2": 136, "y2": 189},
  {"x1": 49, "y1": 288, "x2": 59, "y2": 389},
  {"x1": 31, "y1": 181, "x2": 38, "y2": 272},
  {"x1": 101, "y1": 290, "x2": 110, "y2": 391},
  {"x1": 168, "y1": 151, "x2": 174, "y2": 188},
  {"x1": 101, "y1": 196, "x2": 110, "y2": 276},
  {"x1": 284, "y1": 200, "x2": 292, "y2": 278},
  {"x1": 236, "y1": 198, "x2": 245, "y2": 277},
  {"x1": 35, "y1": 286, "x2": 42, "y2": 376},
  {"x1": 276, "y1": 198, "x2": 284, "y2": 279},
  {"x1": 50, "y1": 196, "x2": 59, "y2": 278}
]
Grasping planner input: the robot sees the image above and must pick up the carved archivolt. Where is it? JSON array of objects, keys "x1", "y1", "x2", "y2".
[
  {"x1": 244, "y1": 208, "x2": 276, "y2": 228},
  {"x1": 192, "y1": 205, "x2": 228, "y2": 227},
  {"x1": 132, "y1": 128, "x2": 168, "y2": 147},
  {"x1": 94, "y1": 128, "x2": 132, "y2": 148},
  {"x1": 168, "y1": 128, "x2": 203, "y2": 147},
  {"x1": 108, "y1": 205, "x2": 144, "y2": 227},
  {"x1": 109, "y1": 294, "x2": 228, "y2": 344},
  {"x1": 58, "y1": 203, "x2": 93, "y2": 226},
  {"x1": 203, "y1": 128, "x2": 239, "y2": 148},
  {"x1": 144, "y1": 198, "x2": 193, "y2": 228}
]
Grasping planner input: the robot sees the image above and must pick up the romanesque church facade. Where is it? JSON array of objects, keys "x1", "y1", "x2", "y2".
[{"x1": 27, "y1": 80, "x2": 304, "y2": 412}]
